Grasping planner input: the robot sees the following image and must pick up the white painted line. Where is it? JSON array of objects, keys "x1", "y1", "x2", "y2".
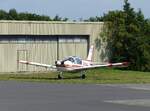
[{"x1": 105, "y1": 99, "x2": 150, "y2": 107}]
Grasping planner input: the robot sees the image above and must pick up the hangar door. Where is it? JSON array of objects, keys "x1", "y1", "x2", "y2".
[
  {"x1": 0, "y1": 35, "x2": 57, "y2": 72},
  {"x1": 17, "y1": 36, "x2": 57, "y2": 72},
  {"x1": 58, "y1": 35, "x2": 89, "y2": 60}
]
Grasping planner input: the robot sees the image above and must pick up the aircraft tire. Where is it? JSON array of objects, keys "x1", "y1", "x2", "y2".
[
  {"x1": 58, "y1": 74, "x2": 62, "y2": 79},
  {"x1": 81, "y1": 74, "x2": 86, "y2": 79}
]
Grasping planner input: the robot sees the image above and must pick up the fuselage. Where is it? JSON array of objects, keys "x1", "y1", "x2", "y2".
[{"x1": 55, "y1": 56, "x2": 92, "y2": 72}]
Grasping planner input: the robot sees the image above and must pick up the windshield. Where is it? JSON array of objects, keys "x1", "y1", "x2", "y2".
[
  {"x1": 74, "y1": 57, "x2": 82, "y2": 64},
  {"x1": 68, "y1": 57, "x2": 75, "y2": 63}
]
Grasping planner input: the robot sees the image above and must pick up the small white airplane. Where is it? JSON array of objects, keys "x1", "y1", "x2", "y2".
[{"x1": 19, "y1": 45, "x2": 128, "y2": 79}]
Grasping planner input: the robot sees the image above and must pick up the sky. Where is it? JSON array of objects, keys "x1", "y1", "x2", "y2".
[{"x1": 0, "y1": 0, "x2": 149, "y2": 20}]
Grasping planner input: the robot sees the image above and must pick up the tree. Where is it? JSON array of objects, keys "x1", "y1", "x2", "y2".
[
  {"x1": 84, "y1": 16, "x2": 103, "y2": 22},
  {"x1": 0, "y1": 10, "x2": 8, "y2": 20},
  {"x1": 102, "y1": 11, "x2": 127, "y2": 62},
  {"x1": 100, "y1": 0, "x2": 150, "y2": 71},
  {"x1": 0, "y1": 8, "x2": 68, "y2": 21},
  {"x1": 8, "y1": 9, "x2": 18, "y2": 20}
]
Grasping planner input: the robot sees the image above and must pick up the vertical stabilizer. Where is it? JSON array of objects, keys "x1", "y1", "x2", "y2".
[{"x1": 87, "y1": 45, "x2": 94, "y2": 61}]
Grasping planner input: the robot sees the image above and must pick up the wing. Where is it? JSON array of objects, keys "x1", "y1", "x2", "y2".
[
  {"x1": 19, "y1": 60, "x2": 56, "y2": 69},
  {"x1": 71, "y1": 62, "x2": 128, "y2": 71}
]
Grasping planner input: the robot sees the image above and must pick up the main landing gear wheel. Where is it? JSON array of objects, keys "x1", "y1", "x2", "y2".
[
  {"x1": 81, "y1": 74, "x2": 86, "y2": 79},
  {"x1": 58, "y1": 74, "x2": 62, "y2": 79},
  {"x1": 58, "y1": 72, "x2": 63, "y2": 79},
  {"x1": 80, "y1": 71, "x2": 86, "y2": 79}
]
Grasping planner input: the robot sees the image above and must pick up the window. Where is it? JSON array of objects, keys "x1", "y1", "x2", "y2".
[
  {"x1": 74, "y1": 57, "x2": 82, "y2": 64},
  {"x1": 68, "y1": 57, "x2": 75, "y2": 63}
]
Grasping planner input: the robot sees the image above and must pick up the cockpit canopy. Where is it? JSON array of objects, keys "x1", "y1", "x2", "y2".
[{"x1": 63, "y1": 56, "x2": 82, "y2": 64}]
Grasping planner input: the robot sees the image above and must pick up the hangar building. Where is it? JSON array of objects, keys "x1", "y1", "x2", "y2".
[{"x1": 0, "y1": 21, "x2": 108, "y2": 72}]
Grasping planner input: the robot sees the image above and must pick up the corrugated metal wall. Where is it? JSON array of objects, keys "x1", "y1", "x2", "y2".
[
  {"x1": 58, "y1": 43, "x2": 87, "y2": 59},
  {"x1": 0, "y1": 21, "x2": 109, "y2": 72},
  {"x1": 0, "y1": 35, "x2": 58, "y2": 72},
  {"x1": 58, "y1": 35, "x2": 88, "y2": 59}
]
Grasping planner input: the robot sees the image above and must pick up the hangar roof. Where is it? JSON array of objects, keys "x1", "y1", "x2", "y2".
[{"x1": 0, "y1": 20, "x2": 103, "y2": 24}]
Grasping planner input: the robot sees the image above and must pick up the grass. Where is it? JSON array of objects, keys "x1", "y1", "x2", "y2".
[{"x1": 0, "y1": 68, "x2": 150, "y2": 84}]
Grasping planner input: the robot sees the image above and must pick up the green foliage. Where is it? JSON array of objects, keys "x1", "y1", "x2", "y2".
[
  {"x1": 53, "y1": 14, "x2": 68, "y2": 21},
  {"x1": 84, "y1": 16, "x2": 103, "y2": 22},
  {"x1": 0, "y1": 10, "x2": 8, "y2": 20},
  {"x1": 8, "y1": 8, "x2": 18, "y2": 20},
  {"x1": 0, "y1": 8, "x2": 68, "y2": 21},
  {"x1": 101, "y1": 0, "x2": 150, "y2": 71}
]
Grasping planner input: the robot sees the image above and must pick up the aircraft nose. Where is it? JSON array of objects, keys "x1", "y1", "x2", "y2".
[
  {"x1": 64, "y1": 61, "x2": 72, "y2": 66},
  {"x1": 55, "y1": 61, "x2": 61, "y2": 65}
]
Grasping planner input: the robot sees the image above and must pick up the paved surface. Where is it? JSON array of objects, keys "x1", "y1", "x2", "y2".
[{"x1": 0, "y1": 82, "x2": 150, "y2": 111}]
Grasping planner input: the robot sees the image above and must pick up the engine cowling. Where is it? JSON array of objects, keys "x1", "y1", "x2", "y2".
[
  {"x1": 55, "y1": 60, "x2": 61, "y2": 66},
  {"x1": 64, "y1": 60, "x2": 72, "y2": 67}
]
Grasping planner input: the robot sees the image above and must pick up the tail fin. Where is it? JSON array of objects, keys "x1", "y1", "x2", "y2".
[{"x1": 87, "y1": 45, "x2": 94, "y2": 61}]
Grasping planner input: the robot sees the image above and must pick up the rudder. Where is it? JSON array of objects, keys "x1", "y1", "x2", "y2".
[{"x1": 86, "y1": 45, "x2": 94, "y2": 61}]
